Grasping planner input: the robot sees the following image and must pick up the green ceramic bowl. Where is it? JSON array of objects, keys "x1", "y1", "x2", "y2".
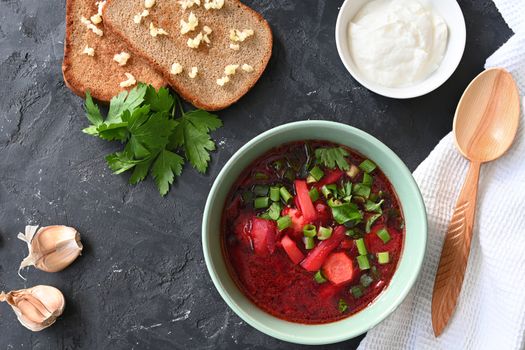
[{"x1": 202, "y1": 121, "x2": 427, "y2": 345}]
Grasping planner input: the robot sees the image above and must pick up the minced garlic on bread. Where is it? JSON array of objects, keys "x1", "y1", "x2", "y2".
[
  {"x1": 102, "y1": 0, "x2": 272, "y2": 111},
  {"x1": 62, "y1": 0, "x2": 166, "y2": 102}
]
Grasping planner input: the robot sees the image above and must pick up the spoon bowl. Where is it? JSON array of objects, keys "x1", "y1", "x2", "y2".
[
  {"x1": 454, "y1": 68, "x2": 520, "y2": 162},
  {"x1": 432, "y1": 68, "x2": 520, "y2": 336}
]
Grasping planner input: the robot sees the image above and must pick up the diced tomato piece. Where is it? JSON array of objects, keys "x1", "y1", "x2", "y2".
[
  {"x1": 315, "y1": 202, "x2": 332, "y2": 225},
  {"x1": 315, "y1": 169, "x2": 344, "y2": 189},
  {"x1": 300, "y1": 226, "x2": 346, "y2": 271},
  {"x1": 281, "y1": 207, "x2": 306, "y2": 237},
  {"x1": 322, "y1": 252, "x2": 355, "y2": 285},
  {"x1": 250, "y1": 218, "x2": 277, "y2": 256},
  {"x1": 294, "y1": 180, "x2": 317, "y2": 223},
  {"x1": 281, "y1": 235, "x2": 305, "y2": 264}
]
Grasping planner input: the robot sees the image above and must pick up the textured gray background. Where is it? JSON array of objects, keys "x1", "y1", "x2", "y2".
[{"x1": 0, "y1": 0, "x2": 511, "y2": 349}]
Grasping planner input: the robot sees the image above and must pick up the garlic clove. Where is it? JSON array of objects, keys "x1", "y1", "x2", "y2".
[
  {"x1": 18, "y1": 225, "x2": 83, "y2": 275},
  {"x1": 1, "y1": 285, "x2": 65, "y2": 332}
]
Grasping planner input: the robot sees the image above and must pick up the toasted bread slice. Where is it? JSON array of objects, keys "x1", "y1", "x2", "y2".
[
  {"x1": 103, "y1": 0, "x2": 272, "y2": 111},
  {"x1": 62, "y1": 0, "x2": 166, "y2": 102}
]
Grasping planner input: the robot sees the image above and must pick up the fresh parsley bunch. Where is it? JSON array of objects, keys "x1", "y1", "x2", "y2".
[{"x1": 83, "y1": 84, "x2": 222, "y2": 196}]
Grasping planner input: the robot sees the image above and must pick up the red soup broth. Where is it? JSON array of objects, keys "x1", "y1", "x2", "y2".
[{"x1": 221, "y1": 141, "x2": 405, "y2": 324}]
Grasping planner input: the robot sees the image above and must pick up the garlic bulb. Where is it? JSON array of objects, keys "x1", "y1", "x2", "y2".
[
  {"x1": 0, "y1": 285, "x2": 65, "y2": 331},
  {"x1": 18, "y1": 225, "x2": 83, "y2": 275}
]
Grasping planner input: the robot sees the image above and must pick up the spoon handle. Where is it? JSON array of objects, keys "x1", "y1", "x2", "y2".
[{"x1": 431, "y1": 160, "x2": 481, "y2": 336}]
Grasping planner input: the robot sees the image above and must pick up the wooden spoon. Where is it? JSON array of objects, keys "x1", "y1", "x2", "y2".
[{"x1": 431, "y1": 68, "x2": 520, "y2": 336}]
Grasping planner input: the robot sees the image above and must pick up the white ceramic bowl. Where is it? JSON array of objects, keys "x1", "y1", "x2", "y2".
[{"x1": 335, "y1": 0, "x2": 466, "y2": 99}]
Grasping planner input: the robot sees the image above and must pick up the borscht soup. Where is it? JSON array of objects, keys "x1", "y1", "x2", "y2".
[{"x1": 221, "y1": 141, "x2": 405, "y2": 324}]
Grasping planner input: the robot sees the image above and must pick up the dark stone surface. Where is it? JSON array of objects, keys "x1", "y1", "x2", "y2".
[{"x1": 0, "y1": 0, "x2": 511, "y2": 349}]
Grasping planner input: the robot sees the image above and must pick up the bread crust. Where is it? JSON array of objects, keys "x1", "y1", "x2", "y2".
[{"x1": 102, "y1": 0, "x2": 273, "y2": 111}]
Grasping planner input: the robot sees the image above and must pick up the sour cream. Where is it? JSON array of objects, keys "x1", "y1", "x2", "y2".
[{"x1": 348, "y1": 0, "x2": 448, "y2": 88}]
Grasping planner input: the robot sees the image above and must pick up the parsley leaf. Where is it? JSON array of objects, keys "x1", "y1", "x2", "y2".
[
  {"x1": 83, "y1": 84, "x2": 222, "y2": 196},
  {"x1": 152, "y1": 150, "x2": 184, "y2": 196},
  {"x1": 365, "y1": 213, "x2": 382, "y2": 233},
  {"x1": 125, "y1": 107, "x2": 176, "y2": 157},
  {"x1": 85, "y1": 91, "x2": 103, "y2": 126},
  {"x1": 364, "y1": 199, "x2": 384, "y2": 213},
  {"x1": 170, "y1": 109, "x2": 222, "y2": 173},
  {"x1": 315, "y1": 147, "x2": 350, "y2": 171},
  {"x1": 331, "y1": 202, "x2": 363, "y2": 224},
  {"x1": 129, "y1": 159, "x2": 153, "y2": 185},
  {"x1": 106, "y1": 83, "x2": 147, "y2": 124},
  {"x1": 106, "y1": 145, "x2": 143, "y2": 174},
  {"x1": 144, "y1": 86, "x2": 174, "y2": 112},
  {"x1": 95, "y1": 121, "x2": 129, "y2": 142}
]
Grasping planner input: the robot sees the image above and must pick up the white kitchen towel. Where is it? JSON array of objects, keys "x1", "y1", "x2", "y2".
[{"x1": 358, "y1": 1, "x2": 525, "y2": 349}]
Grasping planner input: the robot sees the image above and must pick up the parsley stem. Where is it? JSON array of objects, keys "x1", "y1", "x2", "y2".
[{"x1": 172, "y1": 93, "x2": 185, "y2": 118}]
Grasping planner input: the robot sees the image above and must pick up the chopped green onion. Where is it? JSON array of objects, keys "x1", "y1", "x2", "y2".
[
  {"x1": 360, "y1": 274, "x2": 373, "y2": 288},
  {"x1": 303, "y1": 236, "x2": 315, "y2": 250},
  {"x1": 355, "y1": 238, "x2": 367, "y2": 256},
  {"x1": 353, "y1": 183, "x2": 371, "y2": 198},
  {"x1": 377, "y1": 252, "x2": 390, "y2": 264},
  {"x1": 346, "y1": 164, "x2": 360, "y2": 178},
  {"x1": 254, "y1": 197, "x2": 270, "y2": 209},
  {"x1": 306, "y1": 175, "x2": 317, "y2": 184},
  {"x1": 321, "y1": 185, "x2": 332, "y2": 198},
  {"x1": 362, "y1": 173, "x2": 373, "y2": 187},
  {"x1": 350, "y1": 286, "x2": 363, "y2": 298},
  {"x1": 242, "y1": 191, "x2": 253, "y2": 203},
  {"x1": 317, "y1": 226, "x2": 333, "y2": 240},
  {"x1": 357, "y1": 255, "x2": 370, "y2": 270},
  {"x1": 327, "y1": 198, "x2": 343, "y2": 208},
  {"x1": 270, "y1": 186, "x2": 280, "y2": 202},
  {"x1": 254, "y1": 172, "x2": 269, "y2": 180},
  {"x1": 365, "y1": 213, "x2": 382, "y2": 233},
  {"x1": 309, "y1": 188, "x2": 319, "y2": 202},
  {"x1": 359, "y1": 159, "x2": 377, "y2": 173},
  {"x1": 314, "y1": 270, "x2": 327, "y2": 284},
  {"x1": 303, "y1": 224, "x2": 317, "y2": 238},
  {"x1": 267, "y1": 202, "x2": 282, "y2": 220},
  {"x1": 309, "y1": 166, "x2": 324, "y2": 181},
  {"x1": 376, "y1": 228, "x2": 391, "y2": 243},
  {"x1": 279, "y1": 187, "x2": 292, "y2": 203},
  {"x1": 338, "y1": 298, "x2": 348, "y2": 312},
  {"x1": 277, "y1": 215, "x2": 292, "y2": 231},
  {"x1": 364, "y1": 199, "x2": 384, "y2": 213},
  {"x1": 259, "y1": 212, "x2": 271, "y2": 220},
  {"x1": 254, "y1": 185, "x2": 269, "y2": 196}
]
